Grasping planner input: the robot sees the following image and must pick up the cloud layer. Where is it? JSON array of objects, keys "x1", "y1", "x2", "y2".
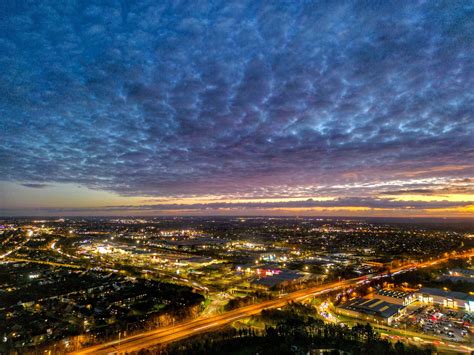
[{"x1": 1, "y1": 1, "x2": 473, "y2": 214}]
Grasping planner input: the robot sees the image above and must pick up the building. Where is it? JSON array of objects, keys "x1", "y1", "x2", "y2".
[
  {"x1": 335, "y1": 298, "x2": 405, "y2": 325},
  {"x1": 438, "y1": 268, "x2": 474, "y2": 284},
  {"x1": 252, "y1": 270, "x2": 307, "y2": 289},
  {"x1": 449, "y1": 268, "x2": 474, "y2": 278},
  {"x1": 375, "y1": 289, "x2": 415, "y2": 306},
  {"x1": 416, "y1": 287, "x2": 474, "y2": 311}
]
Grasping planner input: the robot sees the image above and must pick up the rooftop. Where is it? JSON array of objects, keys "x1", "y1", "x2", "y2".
[
  {"x1": 376, "y1": 289, "x2": 413, "y2": 299},
  {"x1": 340, "y1": 298, "x2": 404, "y2": 319},
  {"x1": 252, "y1": 270, "x2": 305, "y2": 288}
]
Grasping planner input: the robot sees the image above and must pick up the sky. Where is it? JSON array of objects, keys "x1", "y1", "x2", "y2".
[{"x1": 1, "y1": 1, "x2": 473, "y2": 217}]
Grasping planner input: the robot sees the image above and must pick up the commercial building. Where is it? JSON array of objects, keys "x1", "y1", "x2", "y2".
[
  {"x1": 416, "y1": 287, "x2": 474, "y2": 311},
  {"x1": 375, "y1": 289, "x2": 415, "y2": 306},
  {"x1": 335, "y1": 298, "x2": 405, "y2": 325}
]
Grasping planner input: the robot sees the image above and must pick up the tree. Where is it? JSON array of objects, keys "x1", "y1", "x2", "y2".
[{"x1": 394, "y1": 341, "x2": 405, "y2": 353}]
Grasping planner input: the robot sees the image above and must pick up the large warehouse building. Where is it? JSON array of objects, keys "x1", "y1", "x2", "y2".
[{"x1": 335, "y1": 298, "x2": 405, "y2": 325}]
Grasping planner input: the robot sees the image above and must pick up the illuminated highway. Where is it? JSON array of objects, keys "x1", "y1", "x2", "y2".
[{"x1": 72, "y1": 251, "x2": 473, "y2": 355}]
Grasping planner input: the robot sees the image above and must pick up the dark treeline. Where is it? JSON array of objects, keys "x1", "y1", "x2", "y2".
[{"x1": 152, "y1": 304, "x2": 432, "y2": 355}]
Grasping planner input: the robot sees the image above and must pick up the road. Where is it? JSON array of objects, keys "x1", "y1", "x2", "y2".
[
  {"x1": 4, "y1": 257, "x2": 82, "y2": 269},
  {"x1": 0, "y1": 230, "x2": 32, "y2": 259},
  {"x1": 375, "y1": 323, "x2": 473, "y2": 354},
  {"x1": 72, "y1": 251, "x2": 473, "y2": 354}
]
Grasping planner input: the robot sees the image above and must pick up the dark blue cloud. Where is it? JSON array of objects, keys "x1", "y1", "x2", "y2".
[
  {"x1": 20, "y1": 183, "x2": 50, "y2": 189},
  {"x1": 0, "y1": 1, "x2": 473, "y2": 198}
]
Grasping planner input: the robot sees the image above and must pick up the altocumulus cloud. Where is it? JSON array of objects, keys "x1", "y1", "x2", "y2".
[{"x1": 0, "y1": 1, "x2": 473, "y2": 205}]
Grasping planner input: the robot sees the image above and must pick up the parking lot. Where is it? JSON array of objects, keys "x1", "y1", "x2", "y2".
[{"x1": 396, "y1": 304, "x2": 472, "y2": 343}]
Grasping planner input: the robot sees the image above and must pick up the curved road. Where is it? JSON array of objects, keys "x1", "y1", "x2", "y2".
[{"x1": 72, "y1": 251, "x2": 473, "y2": 354}]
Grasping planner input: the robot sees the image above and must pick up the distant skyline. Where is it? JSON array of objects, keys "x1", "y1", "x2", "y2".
[{"x1": 1, "y1": 1, "x2": 473, "y2": 217}]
